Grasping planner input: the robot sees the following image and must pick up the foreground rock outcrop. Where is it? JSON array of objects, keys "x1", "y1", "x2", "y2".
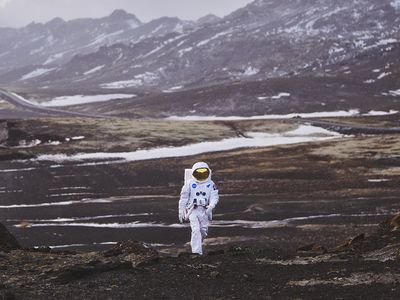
[
  {"x1": 0, "y1": 223, "x2": 20, "y2": 252},
  {"x1": 0, "y1": 214, "x2": 399, "y2": 299}
]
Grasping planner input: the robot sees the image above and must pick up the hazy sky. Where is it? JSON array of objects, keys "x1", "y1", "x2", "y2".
[{"x1": 0, "y1": 0, "x2": 254, "y2": 28}]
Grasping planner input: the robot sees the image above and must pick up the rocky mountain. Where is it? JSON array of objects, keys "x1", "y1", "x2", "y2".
[
  {"x1": 0, "y1": 222, "x2": 20, "y2": 252},
  {"x1": 3, "y1": 0, "x2": 398, "y2": 92},
  {"x1": 196, "y1": 14, "x2": 221, "y2": 26},
  {"x1": 0, "y1": 0, "x2": 400, "y2": 120},
  {"x1": 0, "y1": 9, "x2": 195, "y2": 77}
]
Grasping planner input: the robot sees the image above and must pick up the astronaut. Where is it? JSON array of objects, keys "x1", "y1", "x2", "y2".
[{"x1": 179, "y1": 162, "x2": 219, "y2": 255}]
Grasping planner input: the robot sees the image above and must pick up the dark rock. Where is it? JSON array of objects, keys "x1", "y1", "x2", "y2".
[
  {"x1": 349, "y1": 234, "x2": 366, "y2": 244},
  {"x1": 177, "y1": 251, "x2": 193, "y2": 258},
  {"x1": 297, "y1": 244, "x2": 327, "y2": 254},
  {"x1": 54, "y1": 260, "x2": 132, "y2": 284},
  {"x1": 0, "y1": 223, "x2": 20, "y2": 252},
  {"x1": 210, "y1": 271, "x2": 221, "y2": 278},
  {"x1": 135, "y1": 256, "x2": 160, "y2": 268},
  {"x1": 103, "y1": 240, "x2": 157, "y2": 258},
  {"x1": 207, "y1": 249, "x2": 225, "y2": 256},
  {"x1": 33, "y1": 246, "x2": 52, "y2": 253},
  {"x1": 178, "y1": 252, "x2": 202, "y2": 259},
  {"x1": 242, "y1": 273, "x2": 255, "y2": 282},
  {"x1": 390, "y1": 213, "x2": 400, "y2": 231},
  {"x1": 0, "y1": 122, "x2": 8, "y2": 144},
  {"x1": 228, "y1": 246, "x2": 250, "y2": 255},
  {"x1": 332, "y1": 234, "x2": 365, "y2": 252},
  {"x1": 0, "y1": 289, "x2": 15, "y2": 300}
]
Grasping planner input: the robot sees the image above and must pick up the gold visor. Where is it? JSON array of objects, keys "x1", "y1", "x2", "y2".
[{"x1": 193, "y1": 168, "x2": 210, "y2": 181}]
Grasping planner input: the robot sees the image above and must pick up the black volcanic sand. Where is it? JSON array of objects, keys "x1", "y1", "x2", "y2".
[
  {"x1": 0, "y1": 117, "x2": 400, "y2": 298},
  {"x1": 0, "y1": 217, "x2": 399, "y2": 299},
  {"x1": 0, "y1": 118, "x2": 399, "y2": 254}
]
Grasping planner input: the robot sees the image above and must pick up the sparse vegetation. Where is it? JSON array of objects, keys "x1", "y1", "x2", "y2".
[{"x1": 1, "y1": 118, "x2": 298, "y2": 155}]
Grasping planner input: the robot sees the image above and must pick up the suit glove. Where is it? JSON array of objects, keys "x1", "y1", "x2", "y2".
[
  {"x1": 206, "y1": 206, "x2": 214, "y2": 221},
  {"x1": 179, "y1": 209, "x2": 184, "y2": 223}
]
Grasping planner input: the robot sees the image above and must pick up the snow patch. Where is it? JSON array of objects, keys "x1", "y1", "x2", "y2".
[
  {"x1": 71, "y1": 136, "x2": 85, "y2": 141},
  {"x1": 329, "y1": 47, "x2": 344, "y2": 55},
  {"x1": 10, "y1": 213, "x2": 153, "y2": 224},
  {"x1": 178, "y1": 47, "x2": 193, "y2": 57},
  {"x1": 377, "y1": 72, "x2": 391, "y2": 80},
  {"x1": 271, "y1": 92, "x2": 291, "y2": 99},
  {"x1": 0, "y1": 51, "x2": 10, "y2": 58},
  {"x1": 20, "y1": 68, "x2": 55, "y2": 81},
  {"x1": 391, "y1": 0, "x2": 400, "y2": 10},
  {"x1": 0, "y1": 168, "x2": 36, "y2": 173},
  {"x1": 30, "y1": 46, "x2": 44, "y2": 55},
  {"x1": 47, "y1": 242, "x2": 118, "y2": 249},
  {"x1": 42, "y1": 94, "x2": 136, "y2": 107},
  {"x1": 83, "y1": 65, "x2": 105, "y2": 76},
  {"x1": 23, "y1": 213, "x2": 384, "y2": 230},
  {"x1": 127, "y1": 19, "x2": 140, "y2": 29},
  {"x1": 285, "y1": 126, "x2": 340, "y2": 137},
  {"x1": 44, "y1": 52, "x2": 66, "y2": 65},
  {"x1": 167, "y1": 110, "x2": 361, "y2": 121},
  {"x1": 19, "y1": 222, "x2": 182, "y2": 229},
  {"x1": 197, "y1": 30, "x2": 232, "y2": 47},
  {"x1": 101, "y1": 79, "x2": 141, "y2": 89},
  {"x1": 162, "y1": 86, "x2": 183, "y2": 93},
  {"x1": 35, "y1": 125, "x2": 343, "y2": 165},
  {"x1": 362, "y1": 110, "x2": 398, "y2": 116},
  {"x1": 13, "y1": 139, "x2": 42, "y2": 148},
  {"x1": 0, "y1": 199, "x2": 113, "y2": 209},
  {"x1": 100, "y1": 72, "x2": 158, "y2": 88},
  {"x1": 368, "y1": 179, "x2": 390, "y2": 183},
  {"x1": 363, "y1": 79, "x2": 375, "y2": 84},
  {"x1": 386, "y1": 89, "x2": 400, "y2": 96},
  {"x1": 243, "y1": 66, "x2": 259, "y2": 76},
  {"x1": 88, "y1": 30, "x2": 124, "y2": 47},
  {"x1": 174, "y1": 23, "x2": 184, "y2": 33},
  {"x1": 376, "y1": 39, "x2": 398, "y2": 46}
]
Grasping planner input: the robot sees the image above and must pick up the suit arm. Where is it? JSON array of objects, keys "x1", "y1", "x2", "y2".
[
  {"x1": 208, "y1": 183, "x2": 219, "y2": 209},
  {"x1": 179, "y1": 183, "x2": 190, "y2": 211}
]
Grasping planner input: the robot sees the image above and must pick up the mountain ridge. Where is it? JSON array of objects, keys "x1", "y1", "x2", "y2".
[
  {"x1": 0, "y1": 9, "x2": 194, "y2": 75},
  {"x1": 0, "y1": 0, "x2": 400, "y2": 117}
]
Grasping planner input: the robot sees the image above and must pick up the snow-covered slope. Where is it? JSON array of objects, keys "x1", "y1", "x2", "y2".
[
  {"x1": 6, "y1": 0, "x2": 398, "y2": 91},
  {"x1": 0, "y1": 10, "x2": 195, "y2": 76}
]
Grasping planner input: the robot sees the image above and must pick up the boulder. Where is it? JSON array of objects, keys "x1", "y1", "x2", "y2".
[
  {"x1": 390, "y1": 213, "x2": 400, "y2": 231},
  {"x1": 0, "y1": 223, "x2": 21, "y2": 252},
  {"x1": 103, "y1": 240, "x2": 157, "y2": 257},
  {"x1": 103, "y1": 240, "x2": 159, "y2": 267},
  {"x1": 0, "y1": 121, "x2": 8, "y2": 144},
  {"x1": 332, "y1": 234, "x2": 365, "y2": 252},
  {"x1": 297, "y1": 243, "x2": 327, "y2": 255}
]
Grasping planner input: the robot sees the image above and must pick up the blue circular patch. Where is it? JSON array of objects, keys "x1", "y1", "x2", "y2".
[{"x1": 192, "y1": 183, "x2": 197, "y2": 188}]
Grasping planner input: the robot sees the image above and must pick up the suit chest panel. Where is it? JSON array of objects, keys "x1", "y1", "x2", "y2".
[{"x1": 189, "y1": 182, "x2": 212, "y2": 206}]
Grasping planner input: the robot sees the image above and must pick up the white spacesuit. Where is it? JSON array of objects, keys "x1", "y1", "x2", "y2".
[{"x1": 178, "y1": 162, "x2": 219, "y2": 255}]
